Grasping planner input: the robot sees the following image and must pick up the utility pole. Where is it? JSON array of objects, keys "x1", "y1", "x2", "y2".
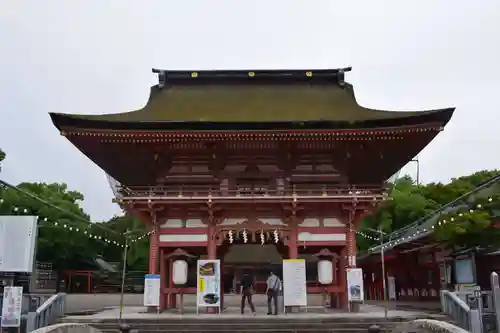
[
  {"x1": 366, "y1": 227, "x2": 389, "y2": 320},
  {"x1": 118, "y1": 237, "x2": 129, "y2": 321},
  {"x1": 379, "y1": 230, "x2": 388, "y2": 321},
  {"x1": 119, "y1": 229, "x2": 138, "y2": 321}
]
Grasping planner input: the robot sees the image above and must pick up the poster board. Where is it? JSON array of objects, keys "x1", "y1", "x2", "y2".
[
  {"x1": 282, "y1": 259, "x2": 307, "y2": 307},
  {"x1": 346, "y1": 268, "x2": 364, "y2": 302},
  {"x1": 0, "y1": 216, "x2": 37, "y2": 273},
  {"x1": 387, "y1": 276, "x2": 396, "y2": 300},
  {"x1": 1, "y1": 286, "x2": 23, "y2": 328},
  {"x1": 196, "y1": 260, "x2": 221, "y2": 312},
  {"x1": 143, "y1": 274, "x2": 161, "y2": 307}
]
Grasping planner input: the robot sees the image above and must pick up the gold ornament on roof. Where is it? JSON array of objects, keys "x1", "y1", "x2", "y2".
[
  {"x1": 248, "y1": 72, "x2": 255, "y2": 77},
  {"x1": 306, "y1": 71, "x2": 312, "y2": 77},
  {"x1": 191, "y1": 72, "x2": 198, "y2": 78}
]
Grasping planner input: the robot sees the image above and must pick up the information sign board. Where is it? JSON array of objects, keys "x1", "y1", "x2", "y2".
[
  {"x1": 196, "y1": 260, "x2": 221, "y2": 309},
  {"x1": 282, "y1": 259, "x2": 307, "y2": 307},
  {"x1": 143, "y1": 274, "x2": 161, "y2": 307},
  {"x1": 346, "y1": 268, "x2": 364, "y2": 302},
  {"x1": 1, "y1": 286, "x2": 23, "y2": 328},
  {"x1": 0, "y1": 216, "x2": 37, "y2": 273}
]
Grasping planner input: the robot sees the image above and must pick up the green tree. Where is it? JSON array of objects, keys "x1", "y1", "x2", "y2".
[
  {"x1": 434, "y1": 193, "x2": 500, "y2": 250},
  {"x1": 0, "y1": 148, "x2": 5, "y2": 162},
  {"x1": 0, "y1": 182, "x2": 123, "y2": 270},
  {"x1": 102, "y1": 215, "x2": 149, "y2": 270},
  {"x1": 357, "y1": 176, "x2": 437, "y2": 252},
  {"x1": 418, "y1": 170, "x2": 500, "y2": 206},
  {"x1": 358, "y1": 170, "x2": 500, "y2": 253}
]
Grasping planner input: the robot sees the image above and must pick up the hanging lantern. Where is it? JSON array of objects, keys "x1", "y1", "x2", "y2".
[
  {"x1": 318, "y1": 260, "x2": 333, "y2": 285},
  {"x1": 172, "y1": 260, "x2": 188, "y2": 285}
]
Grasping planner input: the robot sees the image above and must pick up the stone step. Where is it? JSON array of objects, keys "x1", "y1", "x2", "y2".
[
  {"x1": 97, "y1": 327, "x2": 385, "y2": 333},
  {"x1": 83, "y1": 319, "x2": 405, "y2": 333},
  {"x1": 91, "y1": 323, "x2": 398, "y2": 329},
  {"x1": 63, "y1": 316, "x2": 426, "y2": 324}
]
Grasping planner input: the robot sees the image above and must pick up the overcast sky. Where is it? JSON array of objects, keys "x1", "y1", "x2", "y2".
[{"x1": 1, "y1": 0, "x2": 499, "y2": 221}]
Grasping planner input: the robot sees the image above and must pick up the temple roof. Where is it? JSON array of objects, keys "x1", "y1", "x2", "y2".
[{"x1": 50, "y1": 68, "x2": 454, "y2": 131}]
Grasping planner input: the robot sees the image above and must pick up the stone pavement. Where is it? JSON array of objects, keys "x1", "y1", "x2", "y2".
[
  {"x1": 66, "y1": 293, "x2": 326, "y2": 313},
  {"x1": 65, "y1": 305, "x2": 427, "y2": 321},
  {"x1": 64, "y1": 294, "x2": 431, "y2": 321}
]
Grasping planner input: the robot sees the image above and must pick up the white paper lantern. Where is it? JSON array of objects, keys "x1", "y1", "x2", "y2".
[
  {"x1": 172, "y1": 260, "x2": 188, "y2": 285},
  {"x1": 318, "y1": 260, "x2": 333, "y2": 285}
]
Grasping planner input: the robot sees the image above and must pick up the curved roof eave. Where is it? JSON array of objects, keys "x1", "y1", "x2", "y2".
[
  {"x1": 49, "y1": 80, "x2": 455, "y2": 132},
  {"x1": 50, "y1": 108, "x2": 454, "y2": 132}
]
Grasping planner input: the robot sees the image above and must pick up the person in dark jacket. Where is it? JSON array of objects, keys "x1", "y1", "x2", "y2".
[{"x1": 240, "y1": 272, "x2": 256, "y2": 315}]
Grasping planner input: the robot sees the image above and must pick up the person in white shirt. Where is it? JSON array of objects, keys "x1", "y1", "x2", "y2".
[{"x1": 266, "y1": 270, "x2": 281, "y2": 315}]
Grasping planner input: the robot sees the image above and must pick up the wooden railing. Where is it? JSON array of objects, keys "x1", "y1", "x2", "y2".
[{"x1": 118, "y1": 184, "x2": 385, "y2": 199}]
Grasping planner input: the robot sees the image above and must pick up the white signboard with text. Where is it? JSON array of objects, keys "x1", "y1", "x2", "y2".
[
  {"x1": 346, "y1": 268, "x2": 364, "y2": 302},
  {"x1": 196, "y1": 260, "x2": 221, "y2": 310},
  {"x1": 282, "y1": 259, "x2": 307, "y2": 307},
  {"x1": 143, "y1": 274, "x2": 161, "y2": 307},
  {"x1": 0, "y1": 216, "x2": 37, "y2": 273},
  {"x1": 1, "y1": 286, "x2": 23, "y2": 328},
  {"x1": 388, "y1": 276, "x2": 396, "y2": 300}
]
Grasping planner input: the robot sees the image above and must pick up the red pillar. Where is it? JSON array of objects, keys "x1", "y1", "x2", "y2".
[
  {"x1": 148, "y1": 228, "x2": 160, "y2": 312},
  {"x1": 206, "y1": 222, "x2": 217, "y2": 313},
  {"x1": 339, "y1": 246, "x2": 348, "y2": 310},
  {"x1": 159, "y1": 249, "x2": 167, "y2": 310},
  {"x1": 346, "y1": 222, "x2": 360, "y2": 311},
  {"x1": 149, "y1": 229, "x2": 159, "y2": 274},
  {"x1": 347, "y1": 224, "x2": 357, "y2": 268},
  {"x1": 168, "y1": 259, "x2": 177, "y2": 308},
  {"x1": 207, "y1": 223, "x2": 217, "y2": 259}
]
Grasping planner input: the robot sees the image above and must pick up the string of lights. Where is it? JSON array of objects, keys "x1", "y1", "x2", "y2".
[
  {"x1": 375, "y1": 197, "x2": 495, "y2": 250},
  {"x1": 0, "y1": 197, "x2": 153, "y2": 248}
]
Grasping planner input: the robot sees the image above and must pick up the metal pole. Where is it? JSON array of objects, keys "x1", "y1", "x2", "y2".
[
  {"x1": 490, "y1": 272, "x2": 500, "y2": 333},
  {"x1": 379, "y1": 230, "x2": 388, "y2": 320},
  {"x1": 416, "y1": 158, "x2": 420, "y2": 186},
  {"x1": 119, "y1": 237, "x2": 129, "y2": 321}
]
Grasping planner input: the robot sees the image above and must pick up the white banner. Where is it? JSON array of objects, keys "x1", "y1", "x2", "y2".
[
  {"x1": 1, "y1": 287, "x2": 23, "y2": 328},
  {"x1": 282, "y1": 259, "x2": 307, "y2": 307},
  {"x1": 143, "y1": 274, "x2": 161, "y2": 307},
  {"x1": 0, "y1": 216, "x2": 37, "y2": 273},
  {"x1": 346, "y1": 268, "x2": 364, "y2": 302},
  {"x1": 196, "y1": 260, "x2": 221, "y2": 308},
  {"x1": 388, "y1": 276, "x2": 396, "y2": 300}
]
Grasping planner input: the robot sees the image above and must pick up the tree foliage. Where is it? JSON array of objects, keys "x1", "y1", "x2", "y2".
[
  {"x1": 358, "y1": 170, "x2": 500, "y2": 253},
  {"x1": 0, "y1": 148, "x2": 5, "y2": 162},
  {"x1": 432, "y1": 192, "x2": 500, "y2": 250},
  {"x1": 0, "y1": 182, "x2": 128, "y2": 270},
  {"x1": 104, "y1": 215, "x2": 149, "y2": 269}
]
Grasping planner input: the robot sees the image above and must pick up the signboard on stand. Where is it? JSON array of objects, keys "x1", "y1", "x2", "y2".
[
  {"x1": 346, "y1": 268, "x2": 364, "y2": 302},
  {"x1": 0, "y1": 216, "x2": 37, "y2": 273},
  {"x1": 1, "y1": 286, "x2": 23, "y2": 328},
  {"x1": 143, "y1": 274, "x2": 161, "y2": 307},
  {"x1": 196, "y1": 260, "x2": 221, "y2": 312},
  {"x1": 282, "y1": 259, "x2": 307, "y2": 307},
  {"x1": 388, "y1": 276, "x2": 396, "y2": 300}
]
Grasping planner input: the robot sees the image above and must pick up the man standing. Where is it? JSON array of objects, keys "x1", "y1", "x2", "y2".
[
  {"x1": 240, "y1": 272, "x2": 256, "y2": 315},
  {"x1": 266, "y1": 270, "x2": 281, "y2": 315}
]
